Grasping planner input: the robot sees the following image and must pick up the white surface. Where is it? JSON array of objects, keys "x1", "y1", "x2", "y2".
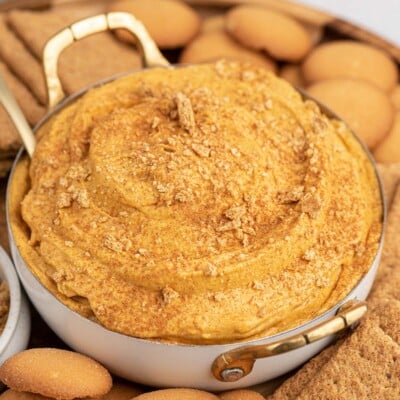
[{"x1": 299, "y1": 0, "x2": 400, "y2": 45}]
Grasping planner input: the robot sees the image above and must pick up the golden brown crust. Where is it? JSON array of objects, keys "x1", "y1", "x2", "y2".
[
  {"x1": 0, "y1": 348, "x2": 112, "y2": 400},
  {"x1": 302, "y1": 41, "x2": 399, "y2": 92},
  {"x1": 226, "y1": 6, "x2": 312, "y2": 62}
]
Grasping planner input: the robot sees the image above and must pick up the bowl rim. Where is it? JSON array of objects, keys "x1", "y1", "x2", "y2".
[
  {"x1": 5, "y1": 66, "x2": 387, "y2": 349},
  {"x1": 0, "y1": 245, "x2": 23, "y2": 354}
]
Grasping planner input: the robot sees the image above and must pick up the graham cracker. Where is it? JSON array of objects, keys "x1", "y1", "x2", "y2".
[
  {"x1": 0, "y1": 16, "x2": 47, "y2": 105},
  {"x1": 267, "y1": 344, "x2": 340, "y2": 400},
  {"x1": 370, "y1": 299, "x2": 400, "y2": 345},
  {"x1": 270, "y1": 318, "x2": 400, "y2": 400},
  {"x1": 0, "y1": 60, "x2": 45, "y2": 126},
  {"x1": 7, "y1": 9, "x2": 141, "y2": 98}
]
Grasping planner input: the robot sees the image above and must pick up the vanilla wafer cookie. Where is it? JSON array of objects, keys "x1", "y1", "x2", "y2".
[
  {"x1": 302, "y1": 41, "x2": 398, "y2": 92},
  {"x1": 0, "y1": 348, "x2": 112, "y2": 400},
  {"x1": 226, "y1": 5, "x2": 312, "y2": 62},
  {"x1": 180, "y1": 31, "x2": 277, "y2": 72}
]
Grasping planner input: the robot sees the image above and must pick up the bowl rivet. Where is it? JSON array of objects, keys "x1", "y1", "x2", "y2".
[{"x1": 220, "y1": 367, "x2": 245, "y2": 382}]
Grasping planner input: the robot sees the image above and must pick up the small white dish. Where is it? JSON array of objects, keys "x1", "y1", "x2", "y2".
[{"x1": 0, "y1": 246, "x2": 30, "y2": 365}]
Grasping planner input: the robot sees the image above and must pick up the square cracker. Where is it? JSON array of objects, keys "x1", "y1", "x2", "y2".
[
  {"x1": 370, "y1": 299, "x2": 400, "y2": 345},
  {"x1": 7, "y1": 9, "x2": 141, "y2": 97},
  {"x1": 0, "y1": 61, "x2": 45, "y2": 126},
  {"x1": 268, "y1": 344, "x2": 340, "y2": 400},
  {"x1": 0, "y1": 16, "x2": 47, "y2": 105},
  {"x1": 289, "y1": 318, "x2": 400, "y2": 400}
]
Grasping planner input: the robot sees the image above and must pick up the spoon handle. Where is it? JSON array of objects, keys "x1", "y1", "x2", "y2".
[{"x1": 0, "y1": 74, "x2": 36, "y2": 158}]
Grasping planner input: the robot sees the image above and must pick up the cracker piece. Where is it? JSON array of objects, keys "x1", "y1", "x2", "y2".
[
  {"x1": 0, "y1": 16, "x2": 47, "y2": 105},
  {"x1": 0, "y1": 61, "x2": 45, "y2": 126},
  {"x1": 59, "y1": 33, "x2": 141, "y2": 95},
  {"x1": 268, "y1": 344, "x2": 339, "y2": 399},
  {"x1": 370, "y1": 299, "x2": 400, "y2": 345},
  {"x1": 7, "y1": 9, "x2": 141, "y2": 96},
  {"x1": 292, "y1": 318, "x2": 400, "y2": 399}
]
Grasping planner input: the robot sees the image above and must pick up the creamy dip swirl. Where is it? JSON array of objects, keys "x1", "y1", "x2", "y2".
[{"x1": 9, "y1": 61, "x2": 382, "y2": 344}]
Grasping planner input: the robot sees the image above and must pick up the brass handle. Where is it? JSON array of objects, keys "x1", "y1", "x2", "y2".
[
  {"x1": 212, "y1": 299, "x2": 367, "y2": 382},
  {"x1": 43, "y1": 12, "x2": 170, "y2": 109},
  {"x1": 0, "y1": 74, "x2": 36, "y2": 157}
]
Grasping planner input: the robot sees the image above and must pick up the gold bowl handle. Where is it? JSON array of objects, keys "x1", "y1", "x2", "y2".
[
  {"x1": 43, "y1": 12, "x2": 170, "y2": 109},
  {"x1": 212, "y1": 299, "x2": 367, "y2": 382}
]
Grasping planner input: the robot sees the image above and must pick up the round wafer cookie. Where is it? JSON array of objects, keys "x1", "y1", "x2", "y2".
[
  {"x1": 107, "y1": 0, "x2": 201, "y2": 49},
  {"x1": 133, "y1": 388, "x2": 219, "y2": 400},
  {"x1": 0, "y1": 348, "x2": 112, "y2": 400},
  {"x1": 225, "y1": 5, "x2": 312, "y2": 62},
  {"x1": 180, "y1": 31, "x2": 277, "y2": 72},
  {"x1": 374, "y1": 112, "x2": 400, "y2": 163},
  {"x1": 219, "y1": 389, "x2": 265, "y2": 400},
  {"x1": 307, "y1": 78, "x2": 394, "y2": 149},
  {"x1": 302, "y1": 40, "x2": 398, "y2": 92}
]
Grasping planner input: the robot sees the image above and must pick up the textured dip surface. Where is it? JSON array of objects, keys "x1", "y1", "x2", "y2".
[{"x1": 9, "y1": 61, "x2": 382, "y2": 344}]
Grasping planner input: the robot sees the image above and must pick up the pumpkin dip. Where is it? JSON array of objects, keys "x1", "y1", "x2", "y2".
[{"x1": 8, "y1": 61, "x2": 382, "y2": 344}]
